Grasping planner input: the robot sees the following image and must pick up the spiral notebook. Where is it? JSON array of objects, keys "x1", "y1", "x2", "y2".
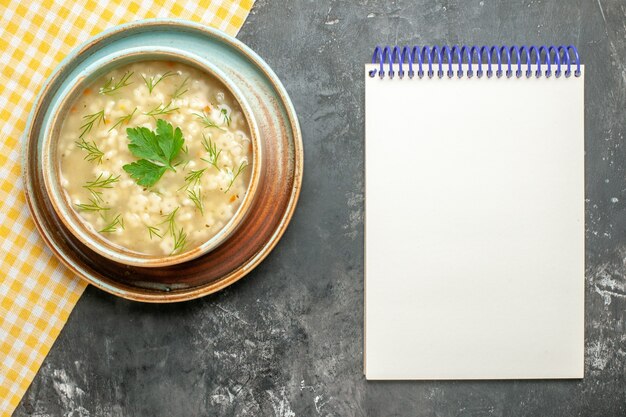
[{"x1": 364, "y1": 45, "x2": 585, "y2": 380}]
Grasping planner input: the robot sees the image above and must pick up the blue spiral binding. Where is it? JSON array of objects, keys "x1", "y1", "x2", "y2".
[{"x1": 369, "y1": 44, "x2": 581, "y2": 79}]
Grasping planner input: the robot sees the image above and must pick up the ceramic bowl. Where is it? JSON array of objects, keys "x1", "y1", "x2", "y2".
[
  {"x1": 23, "y1": 19, "x2": 303, "y2": 302},
  {"x1": 41, "y1": 48, "x2": 262, "y2": 267}
]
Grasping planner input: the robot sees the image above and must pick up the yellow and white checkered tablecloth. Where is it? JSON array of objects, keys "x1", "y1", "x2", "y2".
[{"x1": 0, "y1": 1, "x2": 254, "y2": 414}]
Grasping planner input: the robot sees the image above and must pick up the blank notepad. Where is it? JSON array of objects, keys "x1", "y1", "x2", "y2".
[{"x1": 364, "y1": 45, "x2": 585, "y2": 380}]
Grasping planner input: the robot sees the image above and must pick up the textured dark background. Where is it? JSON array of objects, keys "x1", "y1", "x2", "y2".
[{"x1": 14, "y1": 0, "x2": 626, "y2": 415}]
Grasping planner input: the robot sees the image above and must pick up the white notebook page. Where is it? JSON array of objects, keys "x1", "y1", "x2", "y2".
[{"x1": 364, "y1": 64, "x2": 585, "y2": 380}]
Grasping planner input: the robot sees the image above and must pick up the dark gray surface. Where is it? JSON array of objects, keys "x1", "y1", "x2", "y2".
[{"x1": 14, "y1": 0, "x2": 626, "y2": 415}]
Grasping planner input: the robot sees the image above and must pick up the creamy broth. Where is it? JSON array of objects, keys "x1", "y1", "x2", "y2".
[{"x1": 57, "y1": 61, "x2": 252, "y2": 255}]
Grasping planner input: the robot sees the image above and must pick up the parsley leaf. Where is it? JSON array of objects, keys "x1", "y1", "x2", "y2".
[
  {"x1": 123, "y1": 159, "x2": 168, "y2": 187},
  {"x1": 155, "y1": 118, "x2": 184, "y2": 167},
  {"x1": 122, "y1": 119, "x2": 184, "y2": 187}
]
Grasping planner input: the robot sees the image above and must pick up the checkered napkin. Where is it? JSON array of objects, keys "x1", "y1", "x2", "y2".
[{"x1": 0, "y1": 1, "x2": 254, "y2": 414}]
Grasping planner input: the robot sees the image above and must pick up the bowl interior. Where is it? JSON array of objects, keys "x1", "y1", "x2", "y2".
[{"x1": 42, "y1": 48, "x2": 262, "y2": 267}]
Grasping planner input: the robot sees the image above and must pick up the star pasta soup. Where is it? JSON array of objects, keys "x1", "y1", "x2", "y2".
[{"x1": 57, "y1": 61, "x2": 254, "y2": 256}]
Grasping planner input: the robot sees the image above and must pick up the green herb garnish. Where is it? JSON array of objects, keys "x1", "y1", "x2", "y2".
[
  {"x1": 122, "y1": 119, "x2": 185, "y2": 187},
  {"x1": 187, "y1": 188, "x2": 204, "y2": 214},
  {"x1": 144, "y1": 101, "x2": 179, "y2": 119},
  {"x1": 100, "y1": 214, "x2": 124, "y2": 233},
  {"x1": 108, "y1": 107, "x2": 137, "y2": 132},
  {"x1": 171, "y1": 76, "x2": 189, "y2": 99},
  {"x1": 141, "y1": 71, "x2": 175, "y2": 94},
  {"x1": 79, "y1": 110, "x2": 105, "y2": 139},
  {"x1": 171, "y1": 227, "x2": 187, "y2": 255},
  {"x1": 158, "y1": 207, "x2": 187, "y2": 254},
  {"x1": 83, "y1": 173, "x2": 120, "y2": 202},
  {"x1": 225, "y1": 161, "x2": 248, "y2": 192},
  {"x1": 161, "y1": 207, "x2": 179, "y2": 236},
  {"x1": 146, "y1": 224, "x2": 162, "y2": 239},
  {"x1": 75, "y1": 198, "x2": 109, "y2": 212},
  {"x1": 193, "y1": 111, "x2": 225, "y2": 131},
  {"x1": 75, "y1": 138, "x2": 104, "y2": 164},
  {"x1": 200, "y1": 134, "x2": 221, "y2": 170},
  {"x1": 183, "y1": 168, "x2": 205, "y2": 188},
  {"x1": 122, "y1": 159, "x2": 168, "y2": 188},
  {"x1": 220, "y1": 108, "x2": 231, "y2": 126},
  {"x1": 99, "y1": 71, "x2": 133, "y2": 95}
]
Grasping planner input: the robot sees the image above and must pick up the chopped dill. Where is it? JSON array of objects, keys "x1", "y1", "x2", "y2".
[
  {"x1": 192, "y1": 110, "x2": 225, "y2": 131},
  {"x1": 99, "y1": 71, "x2": 133, "y2": 95},
  {"x1": 100, "y1": 214, "x2": 124, "y2": 233},
  {"x1": 187, "y1": 188, "x2": 204, "y2": 214},
  {"x1": 83, "y1": 173, "x2": 120, "y2": 202},
  {"x1": 159, "y1": 207, "x2": 186, "y2": 254},
  {"x1": 171, "y1": 76, "x2": 189, "y2": 99},
  {"x1": 225, "y1": 161, "x2": 248, "y2": 192},
  {"x1": 75, "y1": 138, "x2": 104, "y2": 164},
  {"x1": 160, "y1": 207, "x2": 179, "y2": 236},
  {"x1": 200, "y1": 134, "x2": 221, "y2": 170},
  {"x1": 144, "y1": 101, "x2": 179, "y2": 119},
  {"x1": 79, "y1": 110, "x2": 105, "y2": 139},
  {"x1": 141, "y1": 71, "x2": 175, "y2": 94},
  {"x1": 146, "y1": 224, "x2": 162, "y2": 239},
  {"x1": 108, "y1": 107, "x2": 137, "y2": 132},
  {"x1": 75, "y1": 198, "x2": 109, "y2": 212},
  {"x1": 171, "y1": 227, "x2": 187, "y2": 255},
  {"x1": 184, "y1": 168, "x2": 205, "y2": 188}
]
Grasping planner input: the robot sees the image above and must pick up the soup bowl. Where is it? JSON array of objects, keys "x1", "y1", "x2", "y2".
[
  {"x1": 41, "y1": 47, "x2": 262, "y2": 267},
  {"x1": 23, "y1": 19, "x2": 302, "y2": 302}
]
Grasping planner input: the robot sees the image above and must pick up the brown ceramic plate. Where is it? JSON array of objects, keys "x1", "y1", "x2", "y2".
[{"x1": 23, "y1": 20, "x2": 303, "y2": 302}]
